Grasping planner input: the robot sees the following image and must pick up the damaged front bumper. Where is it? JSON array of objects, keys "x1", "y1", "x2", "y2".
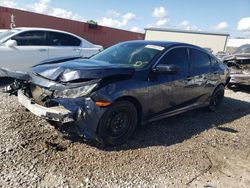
[
  {"x1": 18, "y1": 90, "x2": 74, "y2": 123},
  {"x1": 1, "y1": 67, "x2": 110, "y2": 140},
  {"x1": 17, "y1": 89, "x2": 107, "y2": 140}
]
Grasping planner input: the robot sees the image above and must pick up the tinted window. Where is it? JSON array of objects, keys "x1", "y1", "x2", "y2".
[
  {"x1": 48, "y1": 32, "x2": 81, "y2": 46},
  {"x1": 12, "y1": 31, "x2": 47, "y2": 46},
  {"x1": 190, "y1": 48, "x2": 210, "y2": 68},
  {"x1": 158, "y1": 47, "x2": 188, "y2": 69}
]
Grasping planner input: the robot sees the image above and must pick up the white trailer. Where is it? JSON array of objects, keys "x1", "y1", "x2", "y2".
[{"x1": 145, "y1": 28, "x2": 229, "y2": 53}]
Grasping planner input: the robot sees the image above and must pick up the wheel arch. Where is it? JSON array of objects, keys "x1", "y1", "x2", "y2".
[
  {"x1": 210, "y1": 83, "x2": 225, "y2": 96},
  {"x1": 214, "y1": 83, "x2": 225, "y2": 92},
  {"x1": 208, "y1": 83, "x2": 225, "y2": 112}
]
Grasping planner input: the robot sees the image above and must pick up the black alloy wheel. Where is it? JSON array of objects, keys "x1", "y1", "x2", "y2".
[{"x1": 96, "y1": 101, "x2": 138, "y2": 146}]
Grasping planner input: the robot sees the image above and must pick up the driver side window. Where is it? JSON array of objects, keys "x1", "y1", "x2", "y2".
[
  {"x1": 158, "y1": 47, "x2": 189, "y2": 71},
  {"x1": 12, "y1": 31, "x2": 47, "y2": 46}
]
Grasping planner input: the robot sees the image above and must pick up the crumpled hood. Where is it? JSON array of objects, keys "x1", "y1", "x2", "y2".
[{"x1": 32, "y1": 59, "x2": 135, "y2": 82}]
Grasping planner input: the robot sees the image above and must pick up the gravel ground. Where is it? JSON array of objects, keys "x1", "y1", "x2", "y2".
[{"x1": 0, "y1": 87, "x2": 250, "y2": 187}]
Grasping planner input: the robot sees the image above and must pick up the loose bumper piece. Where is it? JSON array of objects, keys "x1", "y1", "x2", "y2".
[{"x1": 18, "y1": 90, "x2": 74, "y2": 123}]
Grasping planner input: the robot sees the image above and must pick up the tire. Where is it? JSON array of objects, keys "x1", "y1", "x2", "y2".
[
  {"x1": 208, "y1": 85, "x2": 225, "y2": 112},
  {"x1": 96, "y1": 101, "x2": 138, "y2": 146}
]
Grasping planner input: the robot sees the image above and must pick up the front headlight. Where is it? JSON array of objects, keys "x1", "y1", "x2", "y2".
[{"x1": 53, "y1": 83, "x2": 97, "y2": 98}]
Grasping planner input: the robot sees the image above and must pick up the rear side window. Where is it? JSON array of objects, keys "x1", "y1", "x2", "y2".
[
  {"x1": 12, "y1": 31, "x2": 47, "y2": 46},
  {"x1": 48, "y1": 32, "x2": 81, "y2": 46},
  {"x1": 158, "y1": 47, "x2": 189, "y2": 70},
  {"x1": 190, "y1": 48, "x2": 210, "y2": 68}
]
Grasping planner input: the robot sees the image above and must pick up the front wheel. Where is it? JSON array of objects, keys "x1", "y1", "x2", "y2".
[
  {"x1": 208, "y1": 85, "x2": 225, "y2": 112},
  {"x1": 96, "y1": 101, "x2": 138, "y2": 146}
]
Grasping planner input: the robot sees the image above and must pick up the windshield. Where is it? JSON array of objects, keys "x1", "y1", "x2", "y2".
[
  {"x1": 91, "y1": 42, "x2": 165, "y2": 69},
  {"x1": 0, "y1": 30, "x2": 18, "y2": 42},
  {"x1": 234, "y1": 44, "x2": 250, "y2": 54}
]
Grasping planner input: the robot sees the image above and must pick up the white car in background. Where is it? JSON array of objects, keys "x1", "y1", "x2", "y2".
[
  {"x1": 0, "y1": 27, "x2": 103, "y2": 71},
  {"x1": 0, "y1": 29, "x2": 8, "y2": 33}
]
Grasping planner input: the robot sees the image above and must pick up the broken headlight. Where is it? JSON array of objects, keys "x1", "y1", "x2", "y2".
[{"x1": 53, "y1": 84, "x2": 97, "y2": 98}]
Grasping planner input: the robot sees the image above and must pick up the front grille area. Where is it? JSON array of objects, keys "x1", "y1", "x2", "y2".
[{"x1": 30, "y1": 84, "x2": 53, "y2": 106}]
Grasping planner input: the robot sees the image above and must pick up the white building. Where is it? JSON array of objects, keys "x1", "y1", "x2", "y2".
[{"x1": 145, "y1": 28, "x2": 229, "y2": 53}]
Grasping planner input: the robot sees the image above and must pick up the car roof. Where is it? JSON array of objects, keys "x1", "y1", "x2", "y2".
[
  {"x1": 13, "y1": 27, "x2": 82, "y2": 39},
  {"x1": 121, "y1": 40, "x2": 207, "y2": 52}
]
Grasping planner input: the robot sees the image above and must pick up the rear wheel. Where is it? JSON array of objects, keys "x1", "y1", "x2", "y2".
[
  {"x1": 96, "y1": 101, "x2": 138, "y2": 146},
  {"x1": 208, "y1": 85, "x2": 225, "y2": 112}
]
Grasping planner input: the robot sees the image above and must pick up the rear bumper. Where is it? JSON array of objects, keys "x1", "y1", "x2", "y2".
[
  {"x1": 18, "y1": 90, "x2": 74, "y2": 123},
  {"x1": 230, "y1": 74, "x2": 250, "y2": 85}
]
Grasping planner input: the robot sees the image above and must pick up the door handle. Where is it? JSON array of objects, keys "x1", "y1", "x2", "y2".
[
  {"x1": 38, "y1": 49, "x2": 47, "y2": 52},
  {"x1": 73, "y1": 48, "x2": 81, "y2": 51}
]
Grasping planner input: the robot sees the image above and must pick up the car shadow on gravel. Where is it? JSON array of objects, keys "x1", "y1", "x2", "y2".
[{"x1": 54, "y1": 96, "x2": 250, "y2": 151}]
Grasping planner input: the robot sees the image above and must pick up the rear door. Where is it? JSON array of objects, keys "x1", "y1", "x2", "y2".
[
  {"x1": 47, "y1": 31, "x2": 82, "y2": 59},
  {"x1": 0, "y1": 31, "x2": 48, "y2": 71},
  {"x1": 209, "y1": 56, "x2": 223, "y2": 89},
  {"x1": 189, "y1": 48, "x2": 212, "y2": 103}
]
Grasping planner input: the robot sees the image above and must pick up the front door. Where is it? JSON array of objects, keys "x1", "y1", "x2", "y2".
[
  {"x1": 0, "y1": 31, "x2": 48, "y2": 71},
  {"x1": 148, "y1": 47, "x2": 194, "y2": 119}
]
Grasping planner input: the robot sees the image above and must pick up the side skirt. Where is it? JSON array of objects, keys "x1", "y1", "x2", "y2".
[{"x1": 146, "y1": 102, "x2": 209, "y2": 123}]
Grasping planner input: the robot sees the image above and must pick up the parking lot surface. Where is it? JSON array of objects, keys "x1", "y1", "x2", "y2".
[{"x1": 0, "y1": 88, "x2": 250, "y2": 187}]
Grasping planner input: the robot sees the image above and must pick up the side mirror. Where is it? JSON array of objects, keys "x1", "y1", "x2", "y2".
[
  {"x1": 5, "y1": 40, "x2": 17, "y2": 47},
  {"x1": 154, "y1": 64, "x2": 179, "y2": 74}
]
